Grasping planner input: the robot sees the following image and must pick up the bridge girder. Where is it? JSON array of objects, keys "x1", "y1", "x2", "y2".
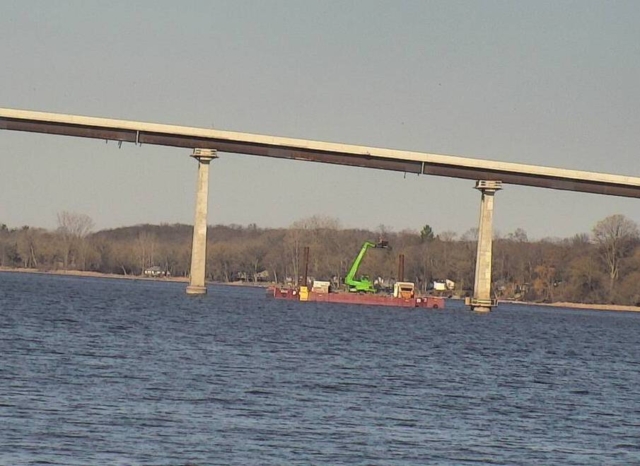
[{"x1": 2, "y1": 107, "x2": 640, "y2": 198}]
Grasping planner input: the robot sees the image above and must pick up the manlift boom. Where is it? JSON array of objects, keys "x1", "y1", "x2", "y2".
[{"x1": 344, "y1": 240, "x2": 389, "y2": 292}]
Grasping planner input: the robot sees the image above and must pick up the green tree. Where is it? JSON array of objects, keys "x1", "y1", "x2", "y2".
[{"x1": 420, "y1": 224, "x2": 435, "y2": 242}]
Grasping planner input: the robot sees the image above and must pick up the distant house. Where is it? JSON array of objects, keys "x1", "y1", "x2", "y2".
[
  {"x1": 433, "y1": 279, "x2": 455, "y2": 291},
  {"x1": 255, "y1": 270, "x2": 270, "y2": 282},
  {"x1": 234, "y1": 270, "x2": 270, "y2": 282},
  {"x1": 144, "y1": 266, "x2": 169, "y2": 277}
]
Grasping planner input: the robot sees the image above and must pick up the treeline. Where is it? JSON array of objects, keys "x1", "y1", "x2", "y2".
[{"x1": 2, "y1": 213, "x2": 640, "y2": 306}]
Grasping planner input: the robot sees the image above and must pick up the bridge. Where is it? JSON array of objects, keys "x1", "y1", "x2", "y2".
[{"x1": 3, "y1": 107, "x2": 640, "y2": 311}]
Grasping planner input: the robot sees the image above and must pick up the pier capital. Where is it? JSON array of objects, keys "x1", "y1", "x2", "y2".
[
  {"x1": 191, "y1": 148, "x2": 218, "y2": 163},
  {"x1": 474, "y1": 180, "x2": 502, "y2": 194}
]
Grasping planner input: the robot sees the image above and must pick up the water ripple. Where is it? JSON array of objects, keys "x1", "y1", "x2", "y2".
[{"x1": 2, "y1": 272, "x2": 640, "y2": 464}]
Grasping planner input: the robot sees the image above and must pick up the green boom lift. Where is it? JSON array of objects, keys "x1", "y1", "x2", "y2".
[{"x1": 344, "y1": 240, "x2": 389, "y2": 293}]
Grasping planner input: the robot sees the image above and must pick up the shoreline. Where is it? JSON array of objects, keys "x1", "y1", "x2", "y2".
[
  {"x1": 0, "y1": 267, "x2": 268, "y2": 288},
  {"x1": 2, "y1": 267, "x2": 639, "y2": 312}
]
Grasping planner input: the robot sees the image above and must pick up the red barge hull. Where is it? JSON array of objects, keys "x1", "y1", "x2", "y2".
[{"x1": 266, "y1": 287, "x2": 444, "y2": 309}]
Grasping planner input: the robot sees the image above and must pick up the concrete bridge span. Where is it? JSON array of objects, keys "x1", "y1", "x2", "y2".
[
  {"x1": 2, "y1": 108, "x2": 640, "y2": 198},
  {"x1": 2, "y1": 107, "x2": 640, "y2": 310}
]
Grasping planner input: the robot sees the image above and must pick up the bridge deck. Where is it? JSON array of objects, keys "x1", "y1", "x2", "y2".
[{"x1": 2, "y1": 107, "x2": 640, "y2": 198}]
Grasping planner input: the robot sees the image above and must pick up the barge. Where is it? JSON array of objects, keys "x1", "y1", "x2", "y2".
[
  {"x1": 266, "y1": 286, "x2": 444, "y2": 309},
  {"x1": 267, "y1": 240, "x2": 445, "y2": 309}
]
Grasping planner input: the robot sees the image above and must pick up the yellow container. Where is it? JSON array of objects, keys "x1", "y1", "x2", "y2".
[{"x1": 299, "y1": 286, "x2": 309, "y2": 302}]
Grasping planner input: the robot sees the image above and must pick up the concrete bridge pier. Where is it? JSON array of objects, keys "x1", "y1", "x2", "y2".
[
  {"x1": 186, "y1": 148, "x2": 218, "y2": 295},
  {"x1": 467, "y1": 180, "x2": 502, "y2": 312}
]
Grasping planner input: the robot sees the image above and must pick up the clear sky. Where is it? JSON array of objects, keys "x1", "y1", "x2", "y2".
[{"x1": 1, "y1": 0, "x2": 639, "y2": 239}]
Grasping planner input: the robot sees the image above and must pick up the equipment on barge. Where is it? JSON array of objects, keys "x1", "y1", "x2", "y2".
[
  {"x1": 266, "y1": 240, "x2": 444, "y2": 309},
  {"x1": 344, "y1": 240, "x2": 389, "y2": 293}
]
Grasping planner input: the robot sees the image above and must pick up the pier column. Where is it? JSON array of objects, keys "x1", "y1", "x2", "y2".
[
  {"x1": 467, "y1": 180, "x2": 502, "y2": 312},
  {"x1": 186, "y1": 148, "x2": 218, "y2": 295}
]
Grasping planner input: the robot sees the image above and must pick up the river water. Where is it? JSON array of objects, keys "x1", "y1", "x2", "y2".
[{"x1": 1, "y1": 271, "x2": 640, "y2": 465}]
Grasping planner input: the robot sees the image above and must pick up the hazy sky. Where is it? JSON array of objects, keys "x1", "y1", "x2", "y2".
[{"x1": 1, "y1": 1, "x2": 640, "y2": 239}]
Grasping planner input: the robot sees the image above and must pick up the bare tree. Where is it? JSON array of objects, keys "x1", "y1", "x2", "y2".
[
  {"x1": 16, "y1": 226, "x2": 40, "y2": 269},
  {"x1": 592, "y1": 214, "x2": 639, "y2": 298},
  {"x1": 135, "y1": 231, "x2": 157, "y2": 274},
  {"x1": 506, "y1": 228, "x2": 528, "y2": 242},
  {"x1": 285, "y1": 215, "x2": 342, "y2": 284},
  {"x1": 461, "y1": 228, "x2": 479, "y2": 242},
  {"x1": 56, "y1": 211, "x2": 94, "y2": 270}
]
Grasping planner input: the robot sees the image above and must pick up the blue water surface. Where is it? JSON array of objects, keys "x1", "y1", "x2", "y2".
[{"x1": 1, "y1": 271, "x2": 640, "y2": 465}]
